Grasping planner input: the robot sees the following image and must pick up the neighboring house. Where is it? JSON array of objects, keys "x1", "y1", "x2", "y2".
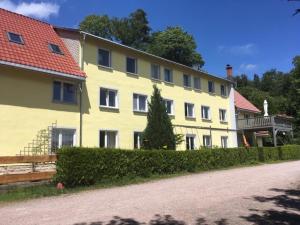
[
  {"x1": 0, "y1": 9, "x2": 238, "y2": 156},
  {"x1": 0, "y1": 9, "x2": 85, "y2": 156}
]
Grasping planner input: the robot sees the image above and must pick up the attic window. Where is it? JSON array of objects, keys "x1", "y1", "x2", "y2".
[
  {"x1": 7, "y1": 32, "x2": 24, "y2": 44},
  {"x1": 49, "y1": 43, "x2": 63, "y2": 55}
]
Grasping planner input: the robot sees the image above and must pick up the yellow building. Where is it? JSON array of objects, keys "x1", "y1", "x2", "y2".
[{"x1": 0, "y1": 9, "x2": 238, "y2": 156}]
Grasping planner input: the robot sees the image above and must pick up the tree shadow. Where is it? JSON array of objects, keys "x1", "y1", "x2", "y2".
[{"x1": 241, "y1": 186, "x2": 300, "y2": 225}]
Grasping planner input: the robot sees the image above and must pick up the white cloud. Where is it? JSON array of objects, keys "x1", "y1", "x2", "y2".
[
  {"x1": 218, "y1": 43, "x2": 257, "y2": 55},
  {"x1": 239, "y1": 63, "x2": 258, "y2": 71},
  {"x1": 0, "y1": 0, "x2": 60, "y2": 19}
]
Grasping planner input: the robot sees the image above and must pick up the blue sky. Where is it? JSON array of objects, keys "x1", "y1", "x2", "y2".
[{"x1": 1, "y1": 0, "x2": 300, "y2": 79}]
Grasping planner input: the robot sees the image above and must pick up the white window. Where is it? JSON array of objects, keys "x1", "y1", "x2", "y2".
[
  {"x1": 134, "y1": 132, "x2": 143, "y2": 149},
  {"x1": 100, "y1": 88, "x2": 118, "y2": 108},
  {"x1": 185, "y1": 103, "x2": 195, "y2": 118},
  {"x1": 126, "y1": 57, "x2": 137, "y2": 74},
  {"x1": 53, "y1": 81, "x2": 77, "y2": 104},
  {"x1": 98, "y1": 48, "x2": 111, "y2": 67},
  {"x1": 203, "y1": 135, "x2": 211, "y2": 147},
  {"x1": 194, "y1": 77, "x2": 201, "y2": 90},
  {"x1": 183, "y1": 74, "x2": 192, "y2": 88},
  {"x1": 133, "y1": 93, "x2": 147, "y2": 112},
  {"x1": 164, "y1": 68, "x2": 173, "y2": 83},
  {"x1": 51, "y1": 128, "x2": 76, "y2": 151},
  {"x1": 221, "y1": 136, "x2": 228, "y2": 148},
  {"x1": 151, "y1": 64, "x2": 160, "y2": 80},
  {"x1": 221, "y1": 84, "x2": 227, "y2": 96},
  {"x1": 163, "y1": 99, "x2": 174, "y2": 115},
  {"x1": 219, "y1": 109, "x2": 227, "y2": 122},
  {"x1": 186, "y1": 134, "x2": 196, "y2": 150},
  {"x1": 7, "y1": 32, "x2": 23, "y2": 44},
  {"x1": 201, "y1": 106, "x2": 211, "y2": 120},
  {"x1": 99, "y1": 130, "x2": 118, "y2": 148},
  {"x1": 208, "y1": 81, "x2": 215, "y2": 93}
]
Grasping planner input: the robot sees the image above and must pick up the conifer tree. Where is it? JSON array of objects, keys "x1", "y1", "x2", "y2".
[{"x1": 142, "y1": 85, "x2": 176, "y2": 150}]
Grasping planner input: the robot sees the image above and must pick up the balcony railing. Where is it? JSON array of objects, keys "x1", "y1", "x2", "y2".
[{"x1": 237, "y1": 115, "x2": 293, "y2": 130}]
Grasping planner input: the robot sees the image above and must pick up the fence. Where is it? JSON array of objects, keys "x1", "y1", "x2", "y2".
[{"x1": 0, "y1": 155, "x2": 56, "y2": 185}]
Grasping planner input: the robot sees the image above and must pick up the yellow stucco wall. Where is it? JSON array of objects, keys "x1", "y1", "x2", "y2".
[
  {"x1": 0, "y1": 66, "x2": 81, "y2": 156},
  {"x1": 81, "y1": 38, "x2": 237, "y2": 150}
]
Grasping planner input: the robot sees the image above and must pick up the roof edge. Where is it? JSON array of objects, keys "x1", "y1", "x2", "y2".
[
  {"x1": 236, "y1": 107, "x2": 261, "y2": 114},
  {"x1": 0, "y1": 60, "x2": 86, "y2": 81}
]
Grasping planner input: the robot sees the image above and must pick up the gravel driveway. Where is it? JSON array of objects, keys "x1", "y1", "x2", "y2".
[{"x1": 1, "y1": 161, "x2": 300, "y2": 225}]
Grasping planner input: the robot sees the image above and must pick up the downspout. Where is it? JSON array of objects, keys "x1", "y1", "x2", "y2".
[{"x1": 79, "y1": 33, "x2": 86, "y2": 147}]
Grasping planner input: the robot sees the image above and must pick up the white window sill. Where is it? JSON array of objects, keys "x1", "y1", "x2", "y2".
[
  {"x1": 99, "y1": 105, "x2": 119, "y2": 110},
  {"x1": 202, "y1": 118, "x2": 212, "y2": 122},
  {"x1": 133, "y1": 110, "x2": 148, "y2": 114},
  {"x1": 185, "y1": 116, "x2": 196, "y2": 119},
  {"x1": 98, "y1": 65, "x2": 114, "y2": 70},
  {"x1": 164, "y1": 81, "x2": 174, "y2": 85},
  {"x1": 151, "y1": 77, "x2": 161, "y2": 82},
  {"x1": 220, "y1": 120, "x2": 228, "y2": 124},
  {"x1": 184, "y1": 86, "x2": 192, "y2": 89},
  {"x1": 126, "y1": 72, "x2": 138, "y2": 76}
]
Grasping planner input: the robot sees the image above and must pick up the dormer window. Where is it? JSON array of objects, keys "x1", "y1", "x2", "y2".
[
  {"x1": 7, "y1": 32, "x2": 24, "y2": 44},
  {"x1": 49, "y1": 43, "x2": 63, "y2": 54}
]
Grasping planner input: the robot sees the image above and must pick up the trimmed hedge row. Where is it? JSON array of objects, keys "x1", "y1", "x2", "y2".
[{"x1": 55, "y1": 145, "x2": 300, "y2": 187}]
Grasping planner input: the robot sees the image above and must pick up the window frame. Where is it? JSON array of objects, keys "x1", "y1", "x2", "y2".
[
  {"x1": 49, "y1": 43, "x2": 63, "y2": 55},
  {"x1": 126, "y1": 56, "x2": 137, "y2": 74},
  {"x1": 164, "y1": 68, "x2": 173, "y2": 83},
  {"x1": 99, "y1": 87, "x2": 119, "y2": 109},
  {"x1": 208, "y1": 81, "x2": 215, "y2": 94},
  {"x1": 220, "y1": 84, "x2": 227, "y2": 97},
  {"x1": 151, "y1": 64, "x2": 161, "y2": 80},
  {"x1": 221, "y1": 136, "x2": 228, "y2": 148},
  {"x1": 51, "y1": 128, "x2": 77, "y2": 151},
  {"x1": 99, "y1": 130, "x2": 119, "y2": 148},
  {"x1": 219, "y1": 109, "x2": 227, "y2": 122},
  {"x1": 133, "y1": 93, "x2": 148, "y2": 112},
  {"x1": 185, "y1": 102, "x2": 195, "y2": 118},
  {"x1": 133, "y1": 131, "x2": 143, "y2": 149},
  {"x1": 98, "y1": 48, "x2": 112, "y2": 68},
  {"x1": 201, "y1": 105, "x2": 211, "y2": 120},
  {"x1": 52, "y1": 81, "x2": 77, "y2": 104},
  {"x1": 193, "y1": 76, "x2": 201, "y2": 90},
  {"x1": 203, "y1": 135, "x2": 212, "y2": 147},
  {"x1": 7, "y1": 32, "x2": 24, "y2": 45},
  {"x1": 163, "y1": 98, "x2": 174, "y2": 116},
  {"x1": 183, "y1": 74, "x2": 192, "y2": 88},
  {"x1": 186, "y1": 134, "x2": 196, "y2": 150}
]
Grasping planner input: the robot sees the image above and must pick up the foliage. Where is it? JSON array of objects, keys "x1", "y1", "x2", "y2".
[
  {"x1": 147, "y1": 27, "x2": 204, "y2": 67},
  {"x1": 54, "y1": 145, "x2": 300, "y2": 187},
  {"x1": 79, "y1": 10, "x2": 204, "y2": 67},
  {"x1": 142, "y1": 85, "x2": 176, "y2": 150}
]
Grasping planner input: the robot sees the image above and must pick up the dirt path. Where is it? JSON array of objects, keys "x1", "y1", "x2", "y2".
[{"x1": 1, "y1": 161, "x2": 300, "y2": 225}]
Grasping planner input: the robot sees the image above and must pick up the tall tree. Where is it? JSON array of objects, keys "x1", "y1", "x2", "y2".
[
  {"x1": 142, "y1": 85, "x2": 176, "y2": 150},
  {"x1": 147, "y1": 27, "x2": 205, "y2": 68},
  {"x1": 79, "y1": 15, "x2": 113, "y2": 39},
  {"x1": 253, "y1": 74, "x2": 260, "y2": 88}
]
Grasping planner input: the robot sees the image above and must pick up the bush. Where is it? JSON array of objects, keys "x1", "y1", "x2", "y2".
[{"x1": 55, "y1": 146, "x2": 300, "y2": 187}]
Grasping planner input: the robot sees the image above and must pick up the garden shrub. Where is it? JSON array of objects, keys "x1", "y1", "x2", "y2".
[{"x1": 55, "y1": 145, "x2": 300, "y2": 187}]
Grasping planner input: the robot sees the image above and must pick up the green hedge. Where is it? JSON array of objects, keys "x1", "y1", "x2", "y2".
[{"x1": 54, "y1": 145, "x2": 300, "y2": 187}]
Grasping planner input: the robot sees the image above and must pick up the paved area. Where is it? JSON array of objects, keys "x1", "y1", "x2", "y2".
[{"x1": 0, "y1": 161, "x2": 300, "y2": 225}]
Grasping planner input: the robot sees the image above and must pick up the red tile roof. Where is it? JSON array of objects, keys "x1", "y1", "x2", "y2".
[
  {"x1": 234, "y1": 90, "x2": 261, "y2": 113},
  {"x1": 0, "y1": 9, "x2": 85, "y2": 78}
]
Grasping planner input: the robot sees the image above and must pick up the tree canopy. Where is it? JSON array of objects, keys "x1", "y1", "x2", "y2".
[{"x1": 79, "y1": 9, "x2": 204, "y2": 68}]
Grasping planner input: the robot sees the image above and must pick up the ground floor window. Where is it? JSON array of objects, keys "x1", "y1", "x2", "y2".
[
  {"x1": 221, "y1": 136, "x2": 228, "y2": 148},
  {"x1": 51, "y1": 128, "x2": 76, "y2": 150},
  {"x1": 134, "y1": 132, "x2": 143, "y2": 149},
  {"x1": 186, "y1": 134, "x2": 196, "y2": 150},
  {"x1": 203, "y1": 135, "x2": 211, "y2": 147},
  {"x1": 99, "y1": 130, "x2": 118, "y2": 148}
]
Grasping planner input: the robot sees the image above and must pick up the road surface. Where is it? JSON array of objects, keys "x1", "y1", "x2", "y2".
[{"x1": 1, "y1": 161, "x2": 300, "y2": 225}]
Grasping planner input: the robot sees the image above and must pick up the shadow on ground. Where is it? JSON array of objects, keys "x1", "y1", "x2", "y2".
[
  {"x1": 241, "y1": 186, "x2": 300, "y2": 225},
  {"x1": 74, "y1": 186, "x2": 300, "y2": 225}
]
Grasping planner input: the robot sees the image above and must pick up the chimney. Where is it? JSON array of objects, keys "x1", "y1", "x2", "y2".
[{"x1": 226, "y1": 64, "x2": 233, "y2": 79}]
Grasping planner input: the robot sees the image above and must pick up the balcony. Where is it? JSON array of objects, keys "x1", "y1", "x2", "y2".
[{"x1": 237, "y1": 115, "x2": 293, "y2": 131}]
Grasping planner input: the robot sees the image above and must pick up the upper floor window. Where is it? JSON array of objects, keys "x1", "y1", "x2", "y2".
[
  {"x1": 7, "y1": 32, "x2": 24, "y2": 44},
  {"x1": 221, "y1": 84, "x2": 227, "y2": 96},
  {"x1": 100, "y1": 88, "x2": 118, "y2": 108},
  {"x1": 151, "y1": 64, "x2": 160, "y2": 80},
  {"x1": 133, "y1": 93, "x2": 147, "y2": 112},
  {"x1": 185, "y1": 103, "x2": 195, "y2": 118},
  {"x1": 126, "y1": 57, "x2": 137, "y2": 74},
  {"x1": 98, "y1": 48, "x2": 111, "y2": 67},
  {"x1": 219, "y1": 109, "x2": 227, "y2": 122},
  {"x1": 208, "y1": 81, "x2": 215, "y2": 93},
  {"x1": 201, "y1": 106, "x2": 211, "y2": 120},
  {"x1": 164, "y1": 68, "x2": 173, "y2": 83},
  {"x1": 53, "y1": 81, "x2": 76, "y2": 104},
  {"x1": 49, "y1": 43, "x2": 63, "y2": 54},
  {"x1": 183, "y1": 74, "x2": 192, "y2": 88},
  {"x1": 194, "y1": 77, "x2": 201, "y2": 90},
  {"x1": 163, "y1": 99, "x2": 174, "y2": 115}
]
